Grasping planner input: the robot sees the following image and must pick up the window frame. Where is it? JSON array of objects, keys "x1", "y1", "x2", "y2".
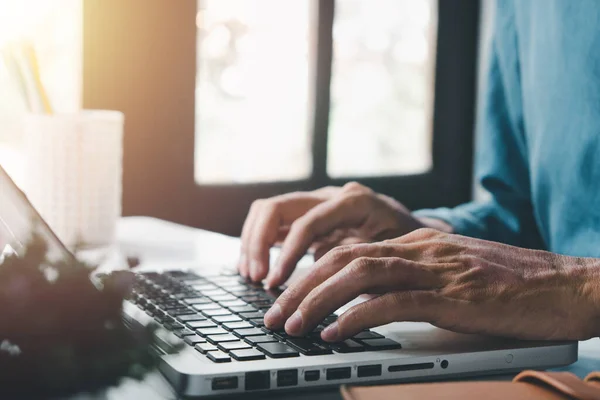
[{"x1": 84, "y1": 0, "x2": 480, "y2": 236}]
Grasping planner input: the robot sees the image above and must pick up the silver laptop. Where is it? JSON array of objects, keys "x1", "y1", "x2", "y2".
[{"x1": 0, "y1": 165, "x2": 577, "y2": 397}]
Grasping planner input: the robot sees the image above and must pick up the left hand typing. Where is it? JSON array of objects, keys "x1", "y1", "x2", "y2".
[{"x1": 263, "y1": 228, "x2": 600, "y2": 342}]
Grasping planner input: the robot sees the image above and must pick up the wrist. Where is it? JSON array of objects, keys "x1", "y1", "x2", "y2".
[{"x1": 566, "y1": 256, "x2": 600, "y2": 338}]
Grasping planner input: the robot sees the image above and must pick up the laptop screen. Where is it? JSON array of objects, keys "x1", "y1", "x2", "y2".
[{"x1": 0, "y1": 165, "x2": 74, "y2": 263}]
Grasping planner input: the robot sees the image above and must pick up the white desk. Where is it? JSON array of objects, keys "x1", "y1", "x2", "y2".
[{"x1": 98, "y1": 217, "x2": 600, "y2": 399}]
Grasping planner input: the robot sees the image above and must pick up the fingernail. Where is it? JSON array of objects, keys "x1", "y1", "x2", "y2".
[
  {"x1": 321, "y1": 321, "x2": 339, "y2": 342},
  {"x1": 264, "y1": 303, "x2": 282, "y2": 327},
  {"x1": 285, "y1": 310, "x2": 303, "y2": 335}
]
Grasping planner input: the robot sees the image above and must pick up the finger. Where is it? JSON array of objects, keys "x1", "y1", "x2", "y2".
[
  {"x1": 283, "y1": 257, "x2": 441, "y2": 336},
  {"x1": 321, "y1": 291, "x2": 448, "y2": 342},
  {"x1": 266, "y1": 193, "x2": 373, "y2": 287},
  {"x1": 313, "y1": 236, "x2": 365, "y2": 260},
  {"x1": 246, "y1": 194, "x2": 325, "y2": 282},
  {"x1": 238, "y1": 202, "x2": 260, "y2": 278},
  {"x1": 264, "y1": 243, "x2": 380, "y2": 329}
]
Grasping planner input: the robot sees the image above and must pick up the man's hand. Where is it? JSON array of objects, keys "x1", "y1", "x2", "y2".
[
  {"x1": 263, "y1": 228, "x2": 600, "y2": 342},
  {"x1": 238, "y1": 182, "x2": 428, "y2": 287}
]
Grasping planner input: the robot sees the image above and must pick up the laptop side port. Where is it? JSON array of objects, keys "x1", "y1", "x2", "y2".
[
  {"x1": 388, "y1": 362, "x2": 435, "y2": 372},
  {"x1": 304, "y1": 370, "x2": 320, "y2": 382},
  {"x1": 277, "y1": 369, "x2": 298, "y2": 387},
  {"x1": 212, "y1": 376, "x2": 238, "y2": 391},
  {"x1": 326, "y1": 367, "x2": 351, "y2": 380},
  {"x1": 245, "y1": 371, "x2": 270, "y2": 391},
  {"x1": 357, "y1": 364, "x2": 382, "y2": 378}
]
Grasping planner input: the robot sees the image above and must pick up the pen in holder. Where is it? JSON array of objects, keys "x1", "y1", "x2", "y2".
[{"x1": 22, "y1": 111, "x2": 124, "y2": 249}]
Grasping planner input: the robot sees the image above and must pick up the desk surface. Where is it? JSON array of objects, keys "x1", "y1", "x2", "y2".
[{"x1": 96, "y1": 217, "x2": 600, "y2": 399}]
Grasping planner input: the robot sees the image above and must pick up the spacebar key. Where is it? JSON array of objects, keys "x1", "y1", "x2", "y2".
[
  {"x1": 256, "y1": 342, "x2": 300, "y2": 358},
  {"x1": 287, "y1": 338, "x2": 332, "y2": 355}
]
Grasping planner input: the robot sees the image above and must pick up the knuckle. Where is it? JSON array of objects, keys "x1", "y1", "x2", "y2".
[
  {"x1": 342, "y1": 181, "x2": 367, "y2": 192},
  {"x1": 415, "y1": 227, "x2": 439, "y2": 238},
  {"x1": 289, "y1": 218, "x2": 313, "y2": 238},
  {"x1": 262, "y1": 199, "x2": 281, "y2": 215},
  {"x1": 461, "y1": 254, "x2": 482, "y2": 270},
  {"x1": 327, "y1": 244, "x2": 353, "y2": 261},
  {"x1": 346, "y1": 257, "x2": 376, "y2": 280}
]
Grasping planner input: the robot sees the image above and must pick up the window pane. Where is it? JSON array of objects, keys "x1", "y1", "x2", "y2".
[
  {"x1": 195, "y1": 0, "x2": 313, "y2": 184},
  {"x1": 327, "y1": 0, "x2": 437, "y2": 178}
]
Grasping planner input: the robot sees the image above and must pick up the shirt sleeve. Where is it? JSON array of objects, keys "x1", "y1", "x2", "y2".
[{"x1": 414, "y1": 3, "x2": 544, "y2": 250}]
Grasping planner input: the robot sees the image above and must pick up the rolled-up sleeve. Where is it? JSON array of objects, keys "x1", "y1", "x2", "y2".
[{"x1": 414, "y1": 4, "x2": 544, "y2": 250}]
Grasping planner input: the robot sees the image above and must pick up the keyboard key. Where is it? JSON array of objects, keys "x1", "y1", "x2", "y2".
[
  {"x1": 177, "y1": 314, "x2": 206, "y2": 323},
  {"x1": 229, "y1": 305, "x2": 258, "y2": 313},
  {"x1": 361, "y1": 338, "x2": 402, "y2": 350},
  {"x1": 241, "y1": 295, "x2": 262, "y2": 302},
  {"x1": 352, "y1": 331, "x2": 384, "y2": 340},
  {"x1": 202, "y1": 289, "x2": 228, "y2": 296},
  {"x1": 222, "y1": 321, "x2": 253, "y2": 331},
  {"x1": 267, "y1": 329, "x2": 289, "y2": 342},
  {"x1": 239, "y1": 311, "x2": 264, "y2": 320},
  {"x1": 184, "y1": 297, "x2": 212, "y2": 305},
  {"x1": 196, "y1": 327, "x2": 229, "y2": 336},
  {"x1": 286, "y1": 338, "x2": 332, "y2": 356},
  {"x1": 163, "y1": 322, "x2": 184, "y2": 331},
  {"x1": 208, "y1": 276, "x2": 240, "y2": 284},
  {"x1": 211, "y1": 294, "x2": 238, "y2": 302},
  {"x1": 256, "y1": 342, "x2": 300, "y2": 359},
  {"x1": 192, "y1": 302, "x2": 222, "y2": 311},
  {"x1": 186, "y1": 320, "x2": 217, "y2": 330},
  {"x1": 195, "y1": 342, "x2": 218, "y2": 354},
  {"x1": 217, "y1": 340, "x2": 252, "y2": 352},
  {"x1": 169, "y1": 309, "x2": 196, "y2": 316},
  {"x1": 248, "y1": 318, "x2": 265, "y2": 327},
  {"x1": 211, "y1": 315, "x2": 242, "y2": 323},
  {"x1": 206, "y1": 334, "x2": 240, "y2": 344},
  {"x1": 192, "y1": 284, "x2": 218, "y2": 292},
  {"x1": 207, "y1": 350, "x2": 231, "y2": 363},
  {"x1": 184, "y1": 335, "x2": 206, "y2": 346},
  {"x1": 244, "y1": 335, "x2": 278, "y2": 345},
  {"x1": 227, "y1": 287, "x2": 252, "y2": 295},
  {"x1": 219, "y1": 300, "x2": 247, "y2": 308},
  {"x1": 331, "y1": 339, "x2": 365, "y2": 353},
  {"x1": 202, "y1": 308, "x2": 231, "y2": 317},
  {"x1": 250, "y1": 300, "x2": 273, "y2": 308},
  {"x1": 230, "y1": 348, "x2": 266, "y2": 361},
  {"x1": 173, "y1": 328, "x2": 196, "y2": 338},
  {"x1": 233, "y1": 327, "x2": 265, "y2": 338}
]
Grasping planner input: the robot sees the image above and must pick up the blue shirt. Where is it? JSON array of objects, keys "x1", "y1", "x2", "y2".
[{"x1": 415, "y1": 0, "x2": 600, "y2": 257}]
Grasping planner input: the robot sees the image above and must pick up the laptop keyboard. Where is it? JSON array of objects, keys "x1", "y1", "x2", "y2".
[{"x1": 130, "y1": 271, "x2": 401, "y2": 363}]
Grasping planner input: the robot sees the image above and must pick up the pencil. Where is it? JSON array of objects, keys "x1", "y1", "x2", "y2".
[{"x1": 23, "y1": 43, "x2": 53, "y2": 114}]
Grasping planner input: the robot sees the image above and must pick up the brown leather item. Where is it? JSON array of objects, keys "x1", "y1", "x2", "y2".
[{"x1": 340, "y1": 371, "x2": 600, "y2": 400}]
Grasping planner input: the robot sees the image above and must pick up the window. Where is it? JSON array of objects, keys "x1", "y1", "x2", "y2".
[
  {"x1": 195, "y1": 0, "x2": 314, "y2": 184},
  {"x1": 83, "y1": 0, "x2": 479, "y2": 235},
  {"x1": 328, "y1": 0, "x2": 436, "y2": 178},
  {"x1": 194, "y1": 0, "x2": 437, "y2": 183},
  {"x1": 0, "y1": 0, "x2": 82, "y2": 186}
]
